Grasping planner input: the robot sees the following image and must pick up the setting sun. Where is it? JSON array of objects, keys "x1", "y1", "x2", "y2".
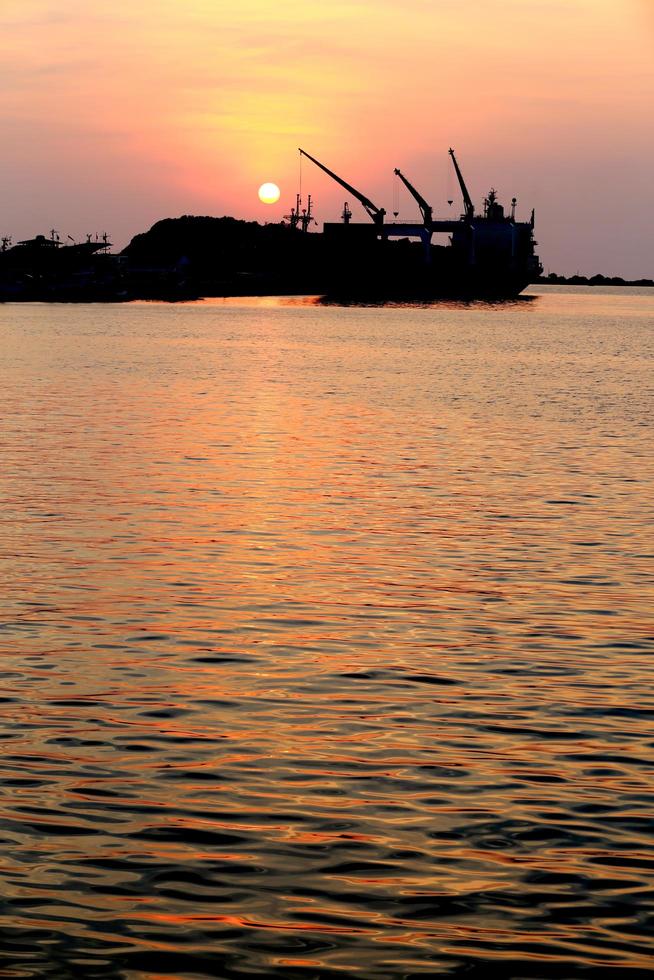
[{"x1": 258, "y1": 182, "x2": 280, "y2": 205}]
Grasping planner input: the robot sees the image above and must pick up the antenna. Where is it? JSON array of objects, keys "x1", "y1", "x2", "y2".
[
  {"x1": 284, "y1": 193, "x2": 301, "y2": 230},
  {"x1": 300, "y1": 194, "x2": 315, "y2": 233}
]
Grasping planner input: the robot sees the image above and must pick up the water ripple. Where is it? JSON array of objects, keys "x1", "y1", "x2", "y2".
[{"x1": 0, "y1": 289, "x2": 652, "y2": 977}]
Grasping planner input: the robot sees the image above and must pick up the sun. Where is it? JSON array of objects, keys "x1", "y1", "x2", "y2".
[{"x1": 258, "y1": 182, "x2": 280, "y2": 204}]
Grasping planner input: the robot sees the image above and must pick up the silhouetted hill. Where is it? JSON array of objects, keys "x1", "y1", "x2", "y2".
[
  {"x1": 123, "y1": 215, "x2": 275, "y2": 264},
  {"x1": 121, "y1": 214, "x2": 325, "y2": 292}
]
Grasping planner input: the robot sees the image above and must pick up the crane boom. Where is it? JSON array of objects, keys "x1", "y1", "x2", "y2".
[
  {"x1": 393, "y1": 168, "x2": 433, "y2": 227},
  {"x1": 299, "y1": 148, "x2": 385, "y2": 226},
  {"x1": 448, "y1": 148, "x2": 474, "y2": 220}
]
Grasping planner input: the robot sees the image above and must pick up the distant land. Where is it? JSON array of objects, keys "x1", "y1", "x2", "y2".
[
  {"x1": 1, "y1": 215, "x2": 651, "y2": 302},
  {"x1": 536, "y1": 273, "x2": 654, "y2": 287}
]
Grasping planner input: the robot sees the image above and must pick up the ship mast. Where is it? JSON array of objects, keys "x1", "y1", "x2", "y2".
[
  {"x1": 300, "y1": 194, "x2": 315, "y2": 233},
  {"x1": 284, "y1": 194, "x2": 302, "y2": 230}
]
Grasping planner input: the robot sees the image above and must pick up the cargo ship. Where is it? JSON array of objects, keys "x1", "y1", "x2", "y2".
[{"x1": 298, "y1": 147, "x2": 542, "y2": 299}]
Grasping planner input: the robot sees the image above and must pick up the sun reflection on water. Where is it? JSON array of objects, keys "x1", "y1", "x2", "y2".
[{"x1": 0, "y1": 288, "x2": 652, "y2": 976}]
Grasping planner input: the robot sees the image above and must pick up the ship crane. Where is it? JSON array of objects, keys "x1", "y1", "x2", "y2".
[
  {"x1": 448, "y1": 148, "x2": 474, "y2": 221},
  {"x1": 299, "y1": 148, "x2": 386, "y2": 229},
  {"x1": 393, "y1": 169, "x2": 433, "y2": 228}
]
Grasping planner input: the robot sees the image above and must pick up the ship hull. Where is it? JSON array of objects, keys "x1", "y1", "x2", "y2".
[
  {"x1": 316, "y1": 226, "x2": 540, "y2": 301},
  {"x1": 318, "y1": 217, "x2": 541, "y2": 301},
  {"x1": 320, "y1": 254, "x2": 534, "y2": 301}
]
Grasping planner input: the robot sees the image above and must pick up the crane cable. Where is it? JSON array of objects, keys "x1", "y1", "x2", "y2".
[{"x1": 445, "y1": 151, "x2": 455, "y2": 208}]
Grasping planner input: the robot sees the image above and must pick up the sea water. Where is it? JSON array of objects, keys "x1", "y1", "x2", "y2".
[{"x1": 0, "y1": 287, "x2": 652, "y2": 978}]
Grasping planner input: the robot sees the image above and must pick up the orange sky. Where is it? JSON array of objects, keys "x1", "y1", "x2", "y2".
[{"x1": 1, "y1": 0, "x2": 653, "y2": 275}]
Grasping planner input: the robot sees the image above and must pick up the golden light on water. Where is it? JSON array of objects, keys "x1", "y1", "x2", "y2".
[{"x1": 0, "y1": 291, "x2": 653, "y2": 974}]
